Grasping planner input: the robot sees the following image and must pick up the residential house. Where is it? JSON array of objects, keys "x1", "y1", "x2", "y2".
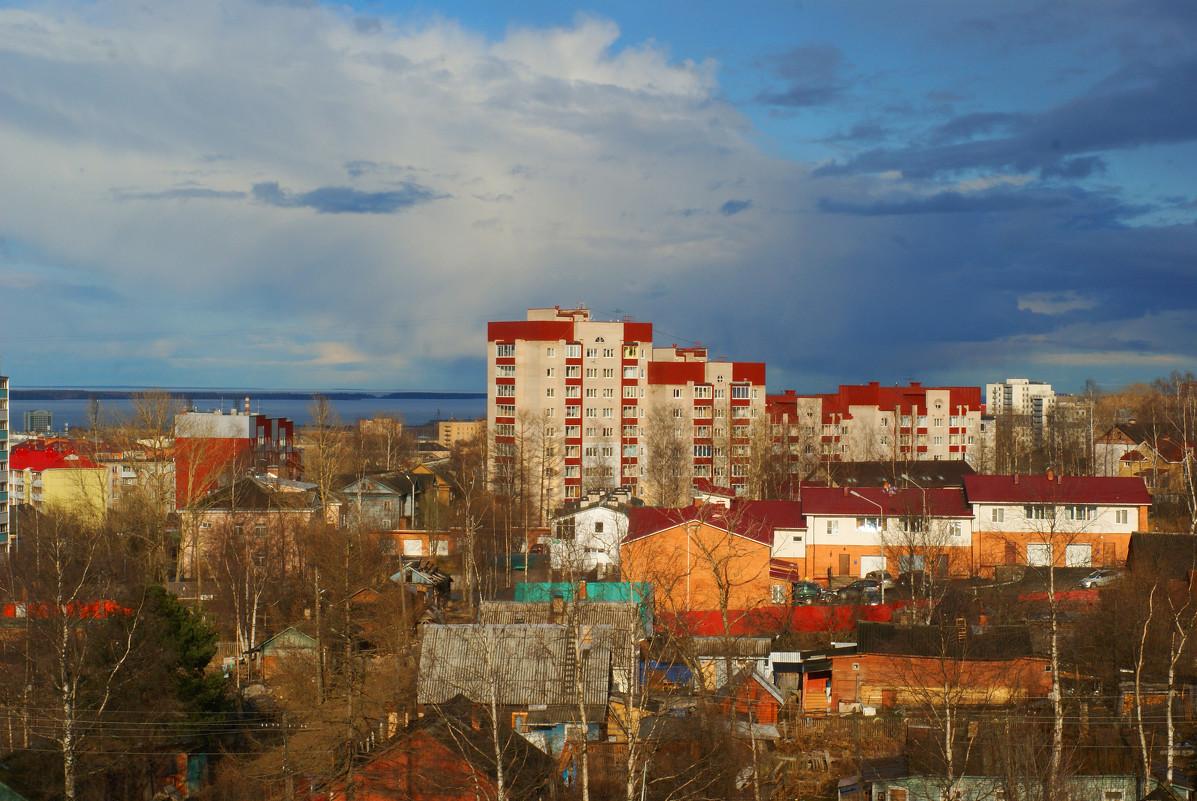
[
  {"x1": 417, "y1": 623, "x2": 613, "y2": 755},
  {"x1": 964, "y1": 473, "x2": 1150, "y2": 571},
  {"x1": 316, "y1": 694, "x2": 554, "y2": 801},
  {"x1": 173, "y1": 403, "x2": 298, "y2": 508},
  {"x1": 9, "y1": 438, "x2": 109, "y2": 523},
  {"x1": 548, "y1": 487, "x2": 638, "y2": 573},
  {"x1": 714, "y1": 666, "x2": 786, "y2": 728},
  {"x1": 798, "y1": 486, "x2": 974, "y2": 582},
  {"x1": 621, "y1": 503, "x2": 776, "y2": 614}
]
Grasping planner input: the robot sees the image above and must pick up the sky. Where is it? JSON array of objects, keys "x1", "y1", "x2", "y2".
[{"x1": 2, "y1": 0, "x2": 1196, "y2": 395}]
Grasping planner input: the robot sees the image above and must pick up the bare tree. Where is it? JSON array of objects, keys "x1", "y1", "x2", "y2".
[{"x1": 642, "y1": 404, "x2": 692, "y2": 507}]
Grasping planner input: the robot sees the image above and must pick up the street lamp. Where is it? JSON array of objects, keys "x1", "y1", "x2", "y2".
[
  {"x1": 900, "y1": 473, "x2": 930, "y2": 580},
  {"x1": 849, "y1": 490, "x2": 886, "y2": 605}
]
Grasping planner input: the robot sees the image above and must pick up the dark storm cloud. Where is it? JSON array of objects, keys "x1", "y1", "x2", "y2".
[
  {"x1": 815, "y1": 57, "x2": 1197, "y2": 179},
  {"x1": 755, "y1": 44, "x2": 848, "y2": 108},
  {"x1": 719, "y1": 199, "x2": 753, "y2": 216},
  {"x1": 818, "y1": 189, "x2": 1073, "y2": 216},
  {"x1": 251, "y1": 181, "x2": 439, "y2": 214}
]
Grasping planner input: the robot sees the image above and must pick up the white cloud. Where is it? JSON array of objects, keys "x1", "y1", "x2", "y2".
[{"x1": 1016, "y1": 291, "x2": 1099, "y2": 315}]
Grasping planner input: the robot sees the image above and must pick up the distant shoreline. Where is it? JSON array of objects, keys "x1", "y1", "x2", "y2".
[{"x1": 11, "y1": 389, "x2": 487, "y2": 402}]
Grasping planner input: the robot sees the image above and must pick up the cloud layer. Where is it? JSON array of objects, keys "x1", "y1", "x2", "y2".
[{"x1": 1, "y1": 0, "x2": 1195, "y2": 394}]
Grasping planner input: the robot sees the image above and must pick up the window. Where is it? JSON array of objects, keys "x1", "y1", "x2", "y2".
[
  {"x1": 564, "y1": 465, "x2": 580, "y2": 478},
  {"x1": 880, "y1": 435, "x2": 889, "y2": 445},
  {"x1": 565, "y1": 386, "x2": 579, "y2": 398},
  {"x1": 694, "y1": 405, "x2": 711, "y2": 418},
  {"x1": 1065, "y1": 505, "x2": 1096, "y2": 521},
  {"x1": 694, "y1": 464, "x2": 710, "y2": 477},
  {"x1": 603, "y1": 388, "x2": 615, "y2": 398},
  {"x1": 495, "y1": 384, "x2": 515, "y2": 397},
  {"x1": 623, "y1": 344, "x2": 639, "y2": 358},
  {"x1": 826, "y1": 520, "x2": 838, "y2": 536},
  {"x1": 857, "y1": 517, "x2": 881, "y2": 531},
  {"x1": 934, "y1": 418, "x2": 943, "y2": 427},
  {"x1": 623, "y1": 366, "x2": 638, "y2": 378},
  {"x1": 694, "y1": 386, "x2": 711, "y2": 398},
  {"x1": 585, "y1": 368, "x2": 597, "y2": 378},
  {"x1": 714, "y1": 407, "x2": 726, "y2": 418},
  {"x1": 715, "y1": 388, "x2": 726, "y2": 399},
  {"x1": 546, "y1": 387, "x2": 555, "y2": 398},
  {"x1": 881, "y1": 418, "x2": 889, "y2": 427},
  {"x1": 495, "y1": 424, "x2": 515, "y2": 436},
  {"x1": 733, "y1": 406, "x2": 749, "y2": 418},
  {"x1": 602, "y1": 427, "x2": 614, "y2": 437},
  {"x1": 1116, "y1": 509, "x2": 1129, "y2": 524},
  {"x1": 584, "y1": 446, "x2": 599, "y2": 457},
  {"x1": 585, "y1": 407, "x2": 597, "y2": 418},
  {"x1": 496, "y1": 364, "x2": 516, "y2": 377},
  {"x1": 603, "y1": 368, "x2": 615, "y2": 378},
  {"x1": 496, "y1": 343, "x2": 515, "y2": 357},
  {"x1": 623, "y1": 444, "x2": 638, "y2": 457},
  {"x1": 565, "y1": 444, "x2": 580, "y2": 457},
  {"x1": 565, "y1": 486, "x2": 580, "y2": 499},
  {"x1": 566, "y1": 344, "x2": 581, "y2": 358},
  {"x1": 623, "y1": 386, "x2": 638, "y2": 398},
  {"x1": 948, "y1": 521, "x2": 963, "y2": 538},
  {"x1": 623, "y1": 425, "x2": 638, "y2": 437},
  {"x1": 545, "y1": 367, "x2": 556, "y2": 378},
  {"x1": 1024, "y1": 505, "x2": 1053, "y2": 520},
  {"x1": 732, "y1": 463, "x2": 746, "y2": 477},
  {"x1": 933, "y1": 436, "x2": 943, "y2": 446},
  {"x1": 565, "y1": 425, "x2": 580, "y2": 438},
  {"x1": 732, "y1": 385, "x2": 751, "y2": 399},
  {"x1": 497, "y1": 404, "x2": 516, "y2": 416},
  {"x1": 771, "y1": 584, "x2": 786, "y2": 604},
  {"x1": 695, "y1": 425, "x2": 711, "y2": 438},
  {"x1": 694, "y1": 445, "x2": 711, "y2": 458},
  {"x1": 546, "y1": 347, "x2": 555, "y2": 357},
  {"x1": 566, "y1": 365, "x2": 581, "y2": 378},
  {"x1": 714, "y1": 466, "x2": 727, "y2": 477},
  {"x1": 673, "y1": 388, "x2": 683, "y2": 398},
  {"x1": 586, "y1": 427, "x2": 597, "y2": 437},
  {"x1": 586, "y1": 347, "x2": 598, "y2": 358},
  {"x1": 950, "y1": 415, "x2": 961, "y2": 426},
  {"x1": 991, "y1": 508, "x2": 1005, "y2": 522},
  {"x1": 594, "y1": 521, "x2": 604, "y2": 533},
  {"x1": 1104, "y1": 791, "x2": 1125, "y2": 801},
  {"x1": 603, "y1": 407, "x2": 613, "y2": 418},
  {"x1": 566, "y1": 405, "x2": 579, "y2": 417},
  {"x1": 917, "y1": 415, "x2": 927, "y2": 427},
  {"x1": 603, "y1": 348, "x2": 615, "y2": 358},
  {"x1": 585, "y1": 388, "x2": 598, "y2": 398},
  {"x1": 601, "y1": 446, "x2": 614, "y2": 457},
  {"x1": 544, "y1": 427, "x2": 555, "y2": 437},
  {"x1": 623, "y1": 405, "x2": 638, "y2": 418}
]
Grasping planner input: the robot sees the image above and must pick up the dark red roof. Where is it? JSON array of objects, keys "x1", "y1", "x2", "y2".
[
  {"x1": 487, "y1": 320, "x2": 574, "y2": 342},
  {"x1": 693, "y1": 480, "x2": 736, "y2": 497},
  {"x1": 626, "y1": 501, "x2": 797, "y2": 546},
  {"x1": 646, "y1": 361, "x2": 706, "y2": 386},
  {"x1": 800, "y1": 486, "x2": 972, "y2": 518},
  {"x1": 660, "y1": 603, "x2": 907, "y2": 635},
  {"x1": 962, "y1": 474, "x2": 1151, "y2": 505}
]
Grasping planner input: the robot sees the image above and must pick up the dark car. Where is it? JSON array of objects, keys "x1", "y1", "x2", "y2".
[
  {"x1": 791, "y1": 581, "x2": 824, "y2": 605},
  {"x1": 837, "y1": 579, "x2": 882, "y2": 602},
  {"x1": 528, "y1": 543, "x2": 548, "y2": 555},
  {"x1": 865, "y1": 570, "x2": 895, "y2": 589},
  {"x1": 894, "y1": 570, "x2": 931, "y2": 592}
]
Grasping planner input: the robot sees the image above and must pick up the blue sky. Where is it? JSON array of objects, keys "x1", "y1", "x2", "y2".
[{"x1": 2, "y1": 0, "x2": 1195, "y2": 394}]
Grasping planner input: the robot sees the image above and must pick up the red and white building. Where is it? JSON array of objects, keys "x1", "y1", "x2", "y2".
[
  {"x1": 173, "y1": 401, "x2": 298, "y2": 508},
  {"x1": 768, "y1": 382, "x2": 984, "y2": 468},
  {"x1": 487, "y1": 306, "x2": 766, "y2": 506}
]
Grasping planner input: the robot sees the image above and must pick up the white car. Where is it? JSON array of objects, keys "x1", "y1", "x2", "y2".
[{"x1": 1078, "y1": 569, "x2": 1121, "y2": 589}]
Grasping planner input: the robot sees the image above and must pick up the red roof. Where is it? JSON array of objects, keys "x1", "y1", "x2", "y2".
[
  {"x1": 800, "y1": 486, "x2": 972, "y2": 518},
  {"x1": 487, "y1": 320, "x2": 574, "y2": 343},
  {"x1": 626, "y1": 501, "x2": 798, "y2": 546},
  {"x1": 646, "y1": 361, "x2": 706, "y2": 386},
  {"x1": 660, "y1": 603, "x2": 907, "y2": 636},
  {"x1": 769, "y1": 382, "x2": 983, "y2": 422},
  {"x1": 10, "y1": 440, "x2": 99, "y2": 472},
  {"x1": 962, "y1": 474, "x2": 1151, "y2": 505}
]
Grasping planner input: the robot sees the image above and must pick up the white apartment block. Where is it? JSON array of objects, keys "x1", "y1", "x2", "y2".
[
  {"x1": 488, "y1": 306, "x2": 766, "y2": 507},
  {"x1": 986, "y1": 378, "x2": 1056, "y2": 432}
]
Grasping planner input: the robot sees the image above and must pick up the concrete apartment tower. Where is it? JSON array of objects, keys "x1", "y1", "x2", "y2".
[
  {"x1": 986, "y1": 378, "x2": 1056, "y2": 433},
  {"x1": 488, "y1": 306, "x2": 766, "y2": 510}
]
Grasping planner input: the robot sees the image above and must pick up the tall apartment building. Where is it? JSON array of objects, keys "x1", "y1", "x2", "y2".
[
  {"x1": 0, "y1": 362, "x2": 8, "y2": 550},
  {"x1": 488, "y1": 307, "x2": 766, "y2": 507},
  {"x1": 986, "y1": 378, "x2": 1056, "y2": 432},
  {"x1": 768, "y1": 382, "x2": 984, "y2": 465}
]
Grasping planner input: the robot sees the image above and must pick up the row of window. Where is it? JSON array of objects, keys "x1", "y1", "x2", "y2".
[{"x1": 986, "y1": 506, "x2": 1130, "y2": 524}]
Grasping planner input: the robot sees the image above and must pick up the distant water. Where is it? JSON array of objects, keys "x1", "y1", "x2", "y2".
[{"x1": 9, "y1": 393, "x2": 486, "y2": 433}]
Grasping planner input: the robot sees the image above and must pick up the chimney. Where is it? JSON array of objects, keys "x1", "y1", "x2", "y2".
[
  {"x1": 1046, "y1": 468, "x2": 1054, "y2": 482},
  {"x1": 1013, "y1": 474, "x2": 1019, "y2": 484},
  {"x1": 578, "y1": 580, "x2": 587, "y2": 600},
  {"x1": 244, "y1": 396, "x2": 251, "y2": 414},
  {"x1": 843, "y1": 486, "x2": 849, "y2": 496}
]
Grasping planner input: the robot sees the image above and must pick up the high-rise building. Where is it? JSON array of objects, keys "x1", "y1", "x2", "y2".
[
  {"x1": 23, "y1": 409, "x2": 52, "y2": 434},
  {"x1": 0, "y1": 361, "x2": 8, "y2": 550},
  {"x1": 985, "y1": 378, "x2": 1056, "y2": 434},
  {"x1": 487, "y1": 306, "x2": 766, "y2": 507}
]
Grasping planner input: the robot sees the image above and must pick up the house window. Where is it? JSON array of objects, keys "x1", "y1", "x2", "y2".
[
  {"x1": 623, "y1": 405, "x2": 638, "y2": 418},
  {"x1": 857, "y1": 517, "x2": 881, "y2": 531},
  {"x1": 694, "y1": 405, "x2": 711, "y2": 419},
  {"x1": 694, "y1": 445, "x2": 711, "y2": 458},
  {"x1": 948, "y1": 521, "x2": 963, "y2": 538},
  {"x1": 566, "y1": 344, "x2": 581, "y2": 358},
  {"x1": 1116, "y1": 509, "x2": 1129, "y2": 524},
  {"x1": 732, "y1": 385, "x2": 750, "y2": 399},
  {"x1": 603, "y1": 348, "x2": 615, "y2": 358},
  {"x1": 594, "y1": 521, "x2": 604, "y2": 533},
  {"x1": 564, "y1": 465, "x2": 580, "y2": 478},
  {"x1": 694, "y1": 386, "x2": 711, "y2": 399},
  {"x1": 826, "y1": 520, "x2": 838, "y2": 536},
  {"x1": 623, "y1": 445, "x2": 638, "y2": 457},
  {"x1": 565, "y1": 486, "x2": 581, "y2": 498},
  {"x1": 623, "y1": 386, "x2": 638, "y2": 398},
  {"x1": 495, "y1": 343, "x2": 515, "y2": 357},
  {"x1": 586, "y1": 368, "x2": 598, "y2": 378},
  {"x1": 586, "y1": 347, "x2": 598, "y2": 358},
  {"x1": 991, "y1": 508, "x2": 1005, "y2": 522},
  {"x1": 603, "y1": 368, "x2": 615, "y2": 378},
  {"x1": 771, "y1": 584, "x2": 786, "y2": 604},
  {"x1": 715, "y1": 388, "x2": 726, "y2": 399},
  {"x1": 565, "y1": 426, "x2": 580, "y2": 437},
  {"x1": 495, "y1": 384, "x2": 515, "y2": 397},
  {"x1": 566, "y1": 366, "x2": 581, "y2": 378},
  {"x1": 541, "y1": 407, "x2": 553, "y2": 418},
  {"x1": 623, "y1": 345, "x2": 639, "y2": 358},
  {"x1": 546, "y1": 388, "x2": 555, "y2": 398},
  {"x1": 566, "y1": 405, "x2": 580, "y2": 417},
  {"x1": 1024, "y1": 505, "x2": 1053, "y2": 520},
  {"x1": 496, "y1": 364, "x2": 516, "y2": 377},
  {"x1": 890, "y1": 790, "x2": 908, "y2": 801},
  {"x1": 565, "y1": 386, "x2": 580, "y2": 398},
  {"x1": 585, "y1": 407, "x2": 597, "y2": 418},
  {"x1": 603, "y1": 407, "x2": 614, "y2": 418},
  {"x1": 546, "y1": 347, "x2": 555, "y2": 358}
]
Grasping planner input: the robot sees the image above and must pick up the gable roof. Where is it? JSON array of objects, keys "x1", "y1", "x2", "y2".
[
  {"x1": 198, "y1": 475, "x2": 322, "y2": 511},
  {"x1": 963, "y1": 474, "x2": 1151, "y2": 505},
  {"x1": 801, "y1": 486, "x2": 972, "y2": 518},
  {"x1": 417, "y1": 623, "x2": 612, "y2": 708},
  {"x1": 803, "y1": 460, "x2": 976, "y2": 489},
  {"x1": 625, "y1": 503, "x2": 780, "y2": 546}
]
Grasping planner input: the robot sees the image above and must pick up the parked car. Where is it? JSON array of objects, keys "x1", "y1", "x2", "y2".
[
  {"x1": 791, "y1": 581, "x2": 825, "y2": 605},
  {"x1": 837, "y1": 579, "x2": 882, "y2": 602},
  {"x1": 1078, "y1": 569, "x2": 1121, "y2": 589},
  {"x1": 865, "y1": 570, "x2": 895, "y2": 589},
  {"x1": 528, "y1": 543, "x2": 548, "y2": 555},
  {"x1": 894, "y1": 570, "x2": 931, "y2": 592}
]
